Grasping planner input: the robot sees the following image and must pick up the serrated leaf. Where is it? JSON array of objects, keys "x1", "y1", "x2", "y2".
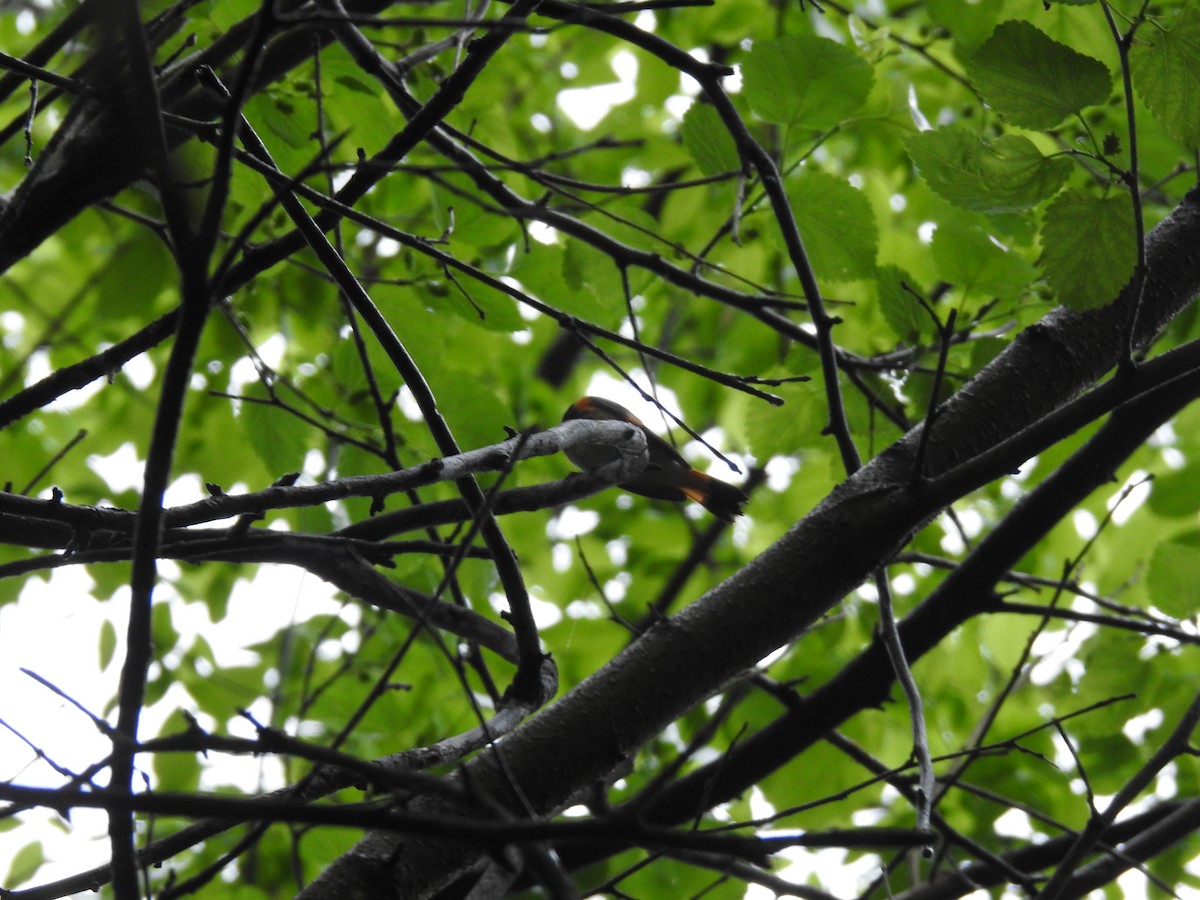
[
  {"x1": 96, "y1": 236, "x2": 173, "y2": 321},
  {"x1": 1039, "y1": 189, "x2": 1136, "y2": 310},
  {"x1": 238, "y1": 386, "x2": 311, "y2": 474},
  {"x1": 744, "y1": 374, "x2": 823, "y2": 460},
  {"x1": 680, "y1": 103, "x2": 739, "y2": 175},
  {"x1": 1131, "y1": 8, "x2": 1200, "y2": 148},
  {"x1": 742, "y1": 35, "x2": 873, "y2": 129},
  {"x1": 876, "y1": 265, "x2": 927, "y2": 341},
  {"x1": 787, "y1": 171, "x2": 877, "y2": 281},
  {"x1": 373, "y1": 285, "x2": 448, "y2": 388},
  {"x1": 248, "y1": 94, "x2": 310, "y2": 148},
  {"x1": 1146, "y1": 531, "x2": 1200, "y2": 616},
  {"x1": 562, "y1": 241, "x2": 624, "y2": 311},
  {"x1": 422, "y1": 277, "x2": 524, "y2": 333},
  {"x1": 931, "y1": 221, "x2": 1035, "y2": 297},
  {"x1": 970, "y1": 21, "x2": 1112, "y2": 128},
  {"x1": 905, "y1": 127, "x2": 1071, "y2": 212},
  {"x1": 510, "y1": 245, "x2": 619, "y2": 325},
  {"x1": 925, "y1": 0, "x2": 1002, "y2": 51}
]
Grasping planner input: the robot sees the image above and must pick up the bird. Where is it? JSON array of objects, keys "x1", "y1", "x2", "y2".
[{"x1": 562, "y1": 396, "x2": 748, "y2": 522}]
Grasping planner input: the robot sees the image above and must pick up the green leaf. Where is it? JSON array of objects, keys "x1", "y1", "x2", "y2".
[
  {"x1": 969, "y1": 20, "x2": 1112, "y2": 128},
  {"x1": 238, "y1": 386, "x2": 311, "y2": 475},
  {"x1": 421, "y1": 277, "x2": 524, "y2": 333},
  {"x1": 787, "y1": 171, "x2": 877, "y2": 281},
  {"x1": 4, "y1": 841, "x2": 44, "y2": 888},
  {"x1": 1039, "y1": 189, "x2": 1136, "y2": 310},
  {"x1": 1147, "y1": 531, "x2": 1200, "y2": 617},
  {"x1": 96, "y1": 235, "x2": 173, "y2": 322},
  {"x1": 742, "y1": 35, "x2": 873, "y2": 129},
  {"x1": 1131, "y1": 8, "x2": 1200, "y2": 148},
  {"x1": 1147, "y1": 467, "x2": 1200, "y2": 517},
  {"x1": 905, "y1": 127, "x2": 1072, "y2": 212},
  {"x1": 561, "y1": 241, "x2": 625, "y2": 314},
  {"x1": 510, "y1": 245, "x2": 619, "y2": 326},
  {"x1": 925, "y1": 0, "x2": 1003, "y2": 51},
  {"x1": 931, "y1": 220, "x2": 1036, "y2": 297},
  {"x1": 744, "y1": 372, "x2": 823, "y2": 460},
  {"x1": 247, "y1": 93, "x2": 310, "y2": 149},
  {"x1": 876, "y1": 265, "x2": 927, "y2": 342},
  {"x1": 680, "y1": 103, "x2": 740, "y2": 175},
  {"x1": 99, "y1": 618, "x2": 116, "y2": 669}
]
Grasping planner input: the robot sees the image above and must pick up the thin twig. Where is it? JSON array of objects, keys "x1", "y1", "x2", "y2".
[{"x1": 874, "y1": 571, "x2": 934, "y2": 842}]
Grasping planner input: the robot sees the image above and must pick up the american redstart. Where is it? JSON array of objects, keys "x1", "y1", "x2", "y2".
[{"x1": 562, "y1": 396, "x2": 748, "y2": 522}]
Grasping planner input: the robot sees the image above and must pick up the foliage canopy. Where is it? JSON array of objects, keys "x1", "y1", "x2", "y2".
[{"x1": 1, "y1": 0, "x2": 1200, "y2": 897}]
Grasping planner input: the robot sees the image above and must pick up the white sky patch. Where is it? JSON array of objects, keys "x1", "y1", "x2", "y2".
[
  {"x1": 164, "y1": 472, "x2": 206, "y2": 507},
  {"x1": 1109, "y1": 470, "x2": 1150, "y2": 524},
  {"x1": 581, "y1": 372, "x2": 681, "y2": 434},
  {"x1": 940, "y1": 526, "x2": 965, "y2": 556},
  {"x1": 604, "y1": 574, "x2": 628, "y2": 603},
  {"x1": 1156, "y1": 761, "x2": 1178, "y2": 800},
  {"x1": 529, "y1": 594, "x2": 563, "y2": 629},
  {"x1": 123, "y1": 352, "x2": 157, "y2": 390},
  {"x1": 993, "y1": 807, "x2": 1033, "y2": 838},
  {"x1": 564, "y1": 599, "x2": 605, "y2": 620},
  {"x1": 677, "y1": 49, "x2": 707, "y2": 99},
  {"x1": 1160, "y1": 446, "x2": 1185, "y2": 469},
  {"x1": 955, "y1": 507, "x2": 985, "y2": 540},
  {"x1": 0, "y1": 568, "x2": 118, "y2": 787},
  {"x1": 552, "y1": 541, "x2": 573, "y2": 573},
  {"x1": 1030, "y1": 622, "x2": 1095, "y2": 685},
  {"x1": 396, "y1": 385, "x2": 423, "y2": 421},
  {"x1": 621, "y1": 167, "x2": 651, "y2": 189},
  {"x1": 724, "y1": 63, "x2": 743, "y2": 94},
  {"x1": 87, "y1": 442, "x2": 144, "y2": 493},
  {"x1": 765, "y1": 455, "x2": 799, "y2": 492},
  {"x1": 665, "y1": 93, "x2": 692, "y2": 120},
  {"x1": 2, "y1": 310, "x2": 24, "y2": 346},
  {"x1": 548, "y1": 506, "x2": 599, "y2": 540},
  {"x1": 1123, "y1": 707, "x2": 1163, "y2": 744},
  {"x1": 21, "y1": 350, "x2": 47, "y2": 386},
  {"x1": 556, "y1": 51, "x2": 638, "y2": 130},
  {"x1": 228, "y1": 355, "x2": 260, "y2": 397},
  {"x1": 0, "y1": 568, "x2": 128, "y2": 884},
  {"x1": 527, "y1": 221, "x2": 558, "y2": 245},
  {"x1": 256, "y1": 333, "x2": 287, "y2": 369},
  {"x1": 1072, "y1": 508, "x2": 1097, "y2": 541}
]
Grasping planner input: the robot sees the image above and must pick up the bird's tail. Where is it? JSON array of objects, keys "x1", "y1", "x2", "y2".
[{"x1": 679, "y1": 472, "x2": 748, "y2": 523}]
